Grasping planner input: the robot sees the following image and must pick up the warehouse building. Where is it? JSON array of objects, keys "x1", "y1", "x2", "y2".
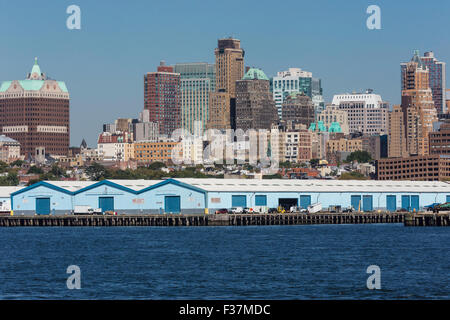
[{"x1": 9, "y1": 179, "x2": 450, "y2": 215}]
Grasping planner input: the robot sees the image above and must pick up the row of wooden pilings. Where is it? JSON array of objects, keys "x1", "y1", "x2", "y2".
[
  {"x1": 0, "y1": 212, "x2": 413, "y2": 227},
  {"x1": 404, "y1": 213, "x2": 450, "y2": 227}
]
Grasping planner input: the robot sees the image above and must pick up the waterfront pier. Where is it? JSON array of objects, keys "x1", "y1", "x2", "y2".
[{"x1": 0, "y1": 212, "x2": 412, "y2": 227}]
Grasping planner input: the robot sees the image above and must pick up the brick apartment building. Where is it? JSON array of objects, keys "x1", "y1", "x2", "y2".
[
  {"x1": 376, "y1": 155, "x2": 450, "y2": 181},
  {"x1": 144, "y1": 61, "x2": 181, "y2": 136}
]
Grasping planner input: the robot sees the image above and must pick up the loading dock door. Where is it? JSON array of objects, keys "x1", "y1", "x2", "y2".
[
  {"x1": 351, "y1": 195, "x2": 362, "y2": 211},
  {"x1": 165, "y1": 196, "x2": 181, "y2": 213},
  {"x1": 386, "y1": 195, "x2": 396, "y2": 212},
  {"x1": 36, "y1": 198, "x2": 50, "y2": 215},
  {"x1": 363, "y1": 195, "x2": 373, "y2": 212},
  {"x1": 99, "y1": 197, "x2": 114, "y2": 212},
  {"x1": 255, "y1": 195, "x2": 267, "y2": 206},
  {"x1": 278, "y1": 198, "x2": 298, "y2": 210},
  {"x1": 300, "y1": 195, "x2": 311, "y2": 209},
  {"x1": 410, "y1": 195, "x2": 419, "y2": 212},
  {"x1": 401, "y1": 195, "x2": 410, "y2": 211},
  {"x1": 232, "y1": 195, "x2": 247, "y2": 207}
]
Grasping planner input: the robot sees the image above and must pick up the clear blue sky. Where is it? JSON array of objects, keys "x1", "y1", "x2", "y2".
[{"x1": 0, "y1": 0, "x2": 449, "y2": 147}]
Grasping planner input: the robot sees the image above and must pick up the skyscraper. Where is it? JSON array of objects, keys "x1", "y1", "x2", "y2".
[
  {"x1": 144, "y1": 61, "x2": 181, "y2": 136},
  {"x1": 388, "y1": 105, "x2": 408, "y2": 158},
  {"x1": 174, "y1": 63, "x2": 215, "y2": 134},
  {"x1": 0, "y1": 58, "x2": 70, "y2": 157},
  {"x1": 271, "y1": 68, "x2": 324, "y2": 118},
  {"x1": 400, "y1": 50, "x2": 437, "y2": 156},
  {"x1": 235, "y1": 68, "x2": 278, "y2": 131},
  {"x1": 208, "y1": 38, "x2": 245, "y2": 130},
  {"x1": 281, "y1": 92, "x2": 315, "y2": 128},
  {"x1": 402, "y1": 51, "x2": 446, "y2": 114}
]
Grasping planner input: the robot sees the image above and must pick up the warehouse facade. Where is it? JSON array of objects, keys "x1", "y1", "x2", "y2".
[{"x1": 9, "y1": 178, "x2": 450, "y2": 215}]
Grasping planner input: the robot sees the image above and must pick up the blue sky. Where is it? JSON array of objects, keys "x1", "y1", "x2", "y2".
[{"x1": 0, "y1": 0, "x2": 449, "y2": 146}]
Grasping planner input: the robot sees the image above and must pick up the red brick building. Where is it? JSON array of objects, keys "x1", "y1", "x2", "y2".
[
  {"x1": 0, "y1": 58, "x2": 70, "y2": 157},
  {"x1": 144, "y1": 61, "x2": 181, "y2": 137}
]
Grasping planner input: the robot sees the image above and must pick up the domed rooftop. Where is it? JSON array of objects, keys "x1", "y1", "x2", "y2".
[{"x1": 242, "y1": 68, "x2": 269, "y2": 81}]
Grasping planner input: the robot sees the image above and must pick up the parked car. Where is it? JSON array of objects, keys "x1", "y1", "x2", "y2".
[
  {"x1": 231, "y1": 207, "x2": 244, "y2": 214},
  {"x1": 425, "y1": 203, "x2": 440, "y2": 212},
  {"x1": 215, "y1": 208, "x2": 228, "y2": 214},
  {"x1": 342, "y1": 206, "x2": 354, "y2": 213},
  {"x1": 243, "y1": 207, "x2": 254, "y2": 214},
  {"x1": 433, "y1": 202, "x2": 450, "y2": 213},
  {"x1": 104, "y1": 211, "x2": 117, "y2": 216}
]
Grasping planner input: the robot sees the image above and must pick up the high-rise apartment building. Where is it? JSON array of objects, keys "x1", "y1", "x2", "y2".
[
  {"x1": 400, "y1": 51, "x2": 438, "y2": 156},
  {"x1": 331, "y1": 90, "x2": 389, "y2": 135},
  {"x1": 402, "y1": 51, "x2": 446, "y2": 114},
  {"x1": 235, "y1": 68, "x2": 278, "y2": 131},
  {"x1": 271, "y1": 68, "x2": 324, "y2": 118},
  {"x1": 208, "y1": 38, "x2": 245, "y2": 130},
  {"x1": 0, "y1": 58, "x2": 70, "y2": 156},
  {"x1": 144, "y1": 61, "x2": 181, "y2": 136},
  {"x1": 174, "y1": 63, "x2": 215, "y2": 134},
  {"x1": 388, "y1": 105, "x2": 408, "y2": 158},
  {"x1": 281, "y1": 92, "x2": 314, "y2": 128}
]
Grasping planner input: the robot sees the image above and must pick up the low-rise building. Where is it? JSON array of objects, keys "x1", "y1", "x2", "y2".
[
  {"x1": 376, "y1": 155, "x2": 450, "y2": 181},
  {"x1": 0, "y1": 135, "x2": 22, "y2": 163},
  {"x1": 134, "y1": 141, "x2": 180, "y2": 164}
]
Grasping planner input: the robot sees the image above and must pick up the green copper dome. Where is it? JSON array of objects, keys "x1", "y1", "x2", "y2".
[
  {"x1": 242, "y1": 68, "x2": 269, "y2": 81},
  {"x1": 31, "y1": 57, "x2": 42, "y2": 76}
]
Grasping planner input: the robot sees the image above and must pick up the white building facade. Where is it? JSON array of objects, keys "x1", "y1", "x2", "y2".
[{"x1": 331, "y1": 90, "x2": 389, "y2": 135}]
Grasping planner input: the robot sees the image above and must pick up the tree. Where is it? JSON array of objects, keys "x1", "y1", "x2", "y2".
[
  {"x1": 0, "y1": 161, "x2": 8, "y2": 173},
  {"x1": 50, "y1": 164, "x2": 65, "y2": 177},
  {"x1": 148, "y1": 161, "x2": 165, "y2": 170},
  {"x1": 85, "y1": 162, "x2": 109, "y2": 180},
  {"x1": 346, "y1": 151, "x2": 372, "y2": 164},
  {"x1": 27, "y1": 166, "x2": 44, "y2": 175},
  {"x1": 10, "y1": 160, "x2": 24, "y2": 167},
  {"x1": 339, "y1": 171, "x2": 367, "y2": 180},
  {"x1": 310, "y1": 159, "x2": 319, "y2": 168}
]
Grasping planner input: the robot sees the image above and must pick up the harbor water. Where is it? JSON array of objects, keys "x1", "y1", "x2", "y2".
[{"x1": 0, "y1": 224, "x2": 448, "y2": 299}]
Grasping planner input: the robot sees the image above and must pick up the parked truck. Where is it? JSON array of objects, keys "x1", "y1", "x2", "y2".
[
  {"x1": 307, "y1": 203, "x2": 322, "y2": 214},
  {"x1": 74, "y1": 205, "x2": 102, "y2": 215}
]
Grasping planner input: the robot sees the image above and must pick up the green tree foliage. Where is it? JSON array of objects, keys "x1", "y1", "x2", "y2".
[
  {"x1": 10, "y1": 160, "x2": 24, "y2": 167},
  {"x1": 339, "y1": 171, "x2": 367, "y2": 180},
  {"x1": 345, "y1": 151, "x2": 372, "y2": 163},
  {"x1": 27, "y1": 166, "x2": 44, "y2": 175},
  {"x1": 0, "y1": 161, "x2": 9, "y2": 173},
  {"x1": 0, "y1": 172, "x2": 19, "y2": 186},
  {"x1": 85, "y1": 162, "x2": 110, "y2": 181}
]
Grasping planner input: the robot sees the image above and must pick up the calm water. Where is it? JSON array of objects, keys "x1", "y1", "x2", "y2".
[{"x1": 0, "y1": 224, "x2": 448, "y2": 299}]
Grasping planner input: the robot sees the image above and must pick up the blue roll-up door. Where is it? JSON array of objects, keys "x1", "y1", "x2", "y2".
[
  {"x1": 255, "y1": 195, "x2": 267, "y2": 206},
  {"x1": 447, "y1": 195, "x2": 450, "y2": 203},
  {"x1": 99, "y1": 197, "x2": 114, "y2": 212},
  {"x1": 36, "y1": 198, "x2": 50, "y2": 215},
  {"x1": 386, "y1": 195, "x2": 396, "y2": 212},
  {"x1": 363, "y1": 195, "x2": 373, "y2": 212},
  {"x1": 300, "y1": 195, "x2": 312, "y2": 209},
  {"x1": 411, "y1": 195, "x2": 419, "y2": 212},
  {"x1": 351, "y1": 195, "x2": 362, "y2": 211},
  {"x1": 401, "y1": 195, "x2": 410, "y2": 211},
  {"x1": 232, "y1": 195, "x2": 247, "y2": 207},
  {"x1": 165, "y1": 196, "x2": 181, "y2": 213}
]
